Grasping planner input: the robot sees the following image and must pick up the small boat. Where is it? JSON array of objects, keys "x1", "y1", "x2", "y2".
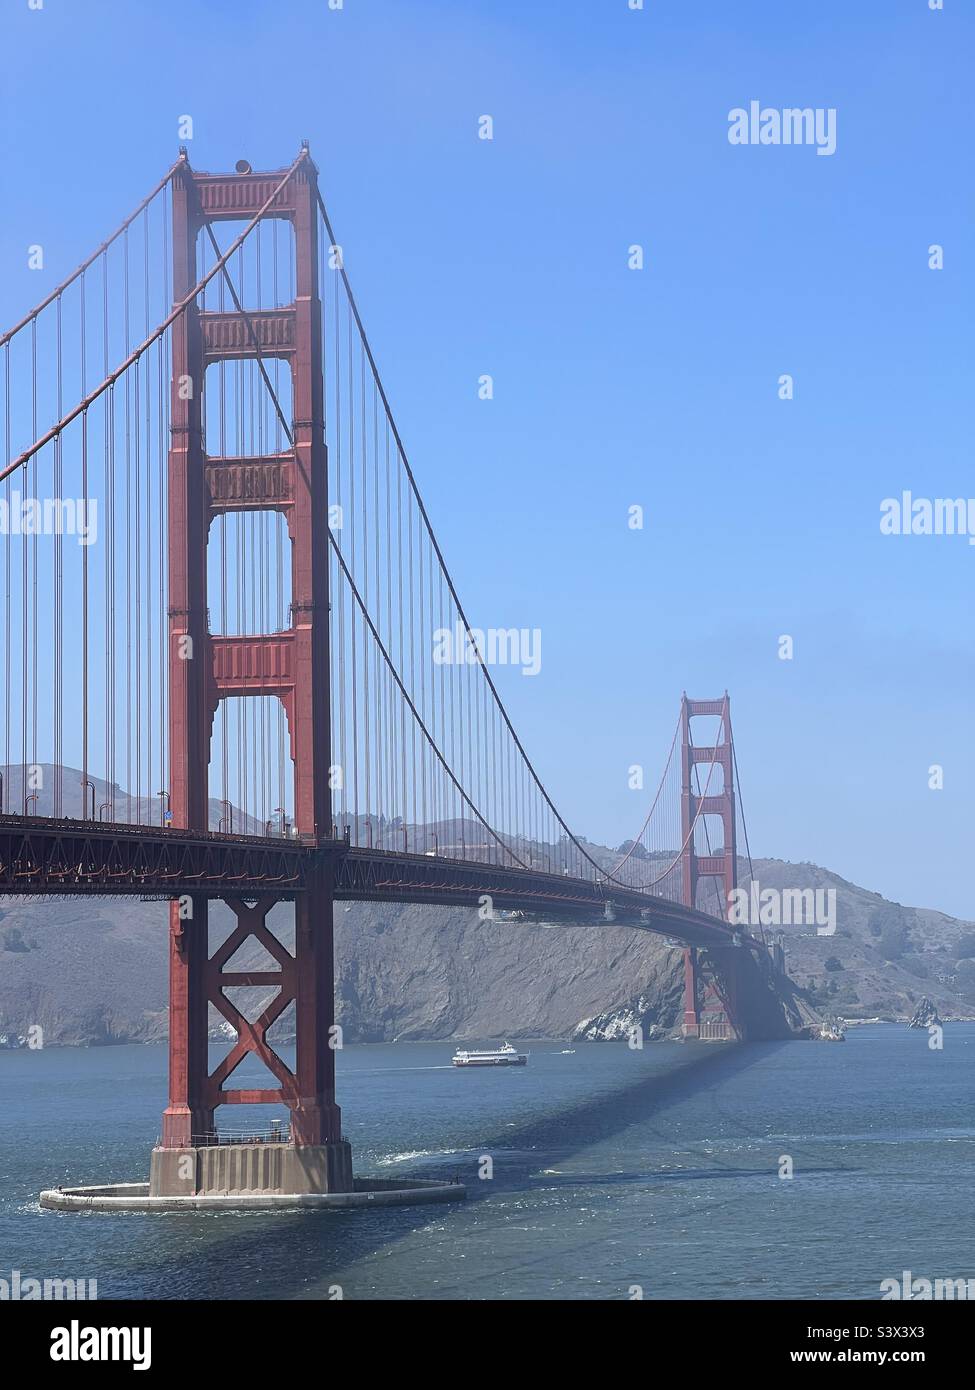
[{"x1": 451, "y1": 1041, "x2": 528, "y2": 1067}]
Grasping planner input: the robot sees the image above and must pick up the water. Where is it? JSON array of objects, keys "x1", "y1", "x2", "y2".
[{"x1": 2, "y1": 1027, "x2": 973, "y2": 1300}]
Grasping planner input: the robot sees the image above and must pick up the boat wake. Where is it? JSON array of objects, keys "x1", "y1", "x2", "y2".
[{"x1": 376, "y1": 1148, "x2": 465, "y2": 1166}]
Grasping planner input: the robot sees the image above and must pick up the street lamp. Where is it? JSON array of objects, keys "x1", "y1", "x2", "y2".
[
  {"x1": 80, "y1": 779, "x2": 95, "y2": 820},
  {"x1": 157, "y1": 790, "x2": 171, "y2": 827}
]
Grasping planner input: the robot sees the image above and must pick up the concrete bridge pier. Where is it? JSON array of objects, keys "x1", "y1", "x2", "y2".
[
  {"x1": 682, "y1": 947, "x2": 700, "y2": 1037},
  {"x1": 683, "y1": 943, "x2": 743, "y2": 1042},
  {"x1": 151, "y1": 880, "x2": 353, "y2": 1199}
]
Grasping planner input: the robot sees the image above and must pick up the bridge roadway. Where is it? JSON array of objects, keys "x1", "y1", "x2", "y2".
[{"x1": 0, "y1": 813, "x2": 743, "y2": 949}]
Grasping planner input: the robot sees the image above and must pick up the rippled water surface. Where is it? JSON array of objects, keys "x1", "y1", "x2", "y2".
[{"x1": 2, "y1": 1026, "x2": 973, "y2": 1299}]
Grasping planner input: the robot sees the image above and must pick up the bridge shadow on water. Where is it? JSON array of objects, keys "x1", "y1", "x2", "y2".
[{"x1": 115, "y1": 1041, "x2": 852, "y2": 1299}]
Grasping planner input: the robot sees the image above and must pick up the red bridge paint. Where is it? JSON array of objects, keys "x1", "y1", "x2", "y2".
[{"x1": 163, "y1": 156, "x2": 338, "y2": 1148}]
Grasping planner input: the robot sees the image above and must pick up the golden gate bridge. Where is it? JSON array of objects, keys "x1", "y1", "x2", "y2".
[{"x1": 0, "y1": 145, "x2": 779, "y2": 1202}]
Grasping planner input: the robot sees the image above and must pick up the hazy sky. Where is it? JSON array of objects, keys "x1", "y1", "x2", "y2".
[{"x1": 0, "y1": 0, "x2": 971, "y2": 917}]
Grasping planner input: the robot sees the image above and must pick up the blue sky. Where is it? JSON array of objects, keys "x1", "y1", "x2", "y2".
[{"x1": 0, "y1": 0, "x2": 972, "y2": 917}]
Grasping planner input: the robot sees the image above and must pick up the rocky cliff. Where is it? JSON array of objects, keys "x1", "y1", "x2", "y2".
[{"x1": 0, "y1": 893, "x2": 696, "y2": 1046}]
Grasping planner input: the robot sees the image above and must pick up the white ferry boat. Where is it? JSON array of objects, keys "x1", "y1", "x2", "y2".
[{"x1": 451, "y1": 1041, "x2": 528, "y2": 1068}]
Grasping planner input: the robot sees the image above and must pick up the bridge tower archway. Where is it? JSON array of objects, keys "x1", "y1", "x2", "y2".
[
  {"x1": 679, "y1": 694, "x2": 743, "y2": 1041},
  {"x1": 156, "y1": 152, "x2": 349, "y2": 1195}
]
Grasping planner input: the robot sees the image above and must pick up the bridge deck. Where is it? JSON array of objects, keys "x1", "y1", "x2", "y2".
[{"x1": 0, "y1": 815, "x2": 739, "y2": 947}]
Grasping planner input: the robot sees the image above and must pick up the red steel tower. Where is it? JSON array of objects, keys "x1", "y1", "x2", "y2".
[
  {"x1": 679, "y1": 694, "x2": 741, "y2": 1041},
  {"x1": 152, "y1": 152, "x2": 351, "y2": 1196}
]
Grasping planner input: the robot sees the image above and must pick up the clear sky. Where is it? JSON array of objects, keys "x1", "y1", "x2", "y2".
[{"x1": 0, "y1": 0, "x2": 971, "y2": 917}]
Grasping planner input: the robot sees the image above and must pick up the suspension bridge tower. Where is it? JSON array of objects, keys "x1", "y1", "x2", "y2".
[
  {"x1": 151, "y1": 151, "x2": 352, "y2": 1197},
  {"x1": 679, "y1": 694, "x2": 744, "y2": 1041}
]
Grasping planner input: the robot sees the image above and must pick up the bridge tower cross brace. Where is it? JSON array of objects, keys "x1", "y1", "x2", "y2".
[
  {"x1": 679, "y1": 694, "x2": 738, "y2": 1039},
  {"x1": 160, "y1": 153, "x2": 346, "y2": 1178}
]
